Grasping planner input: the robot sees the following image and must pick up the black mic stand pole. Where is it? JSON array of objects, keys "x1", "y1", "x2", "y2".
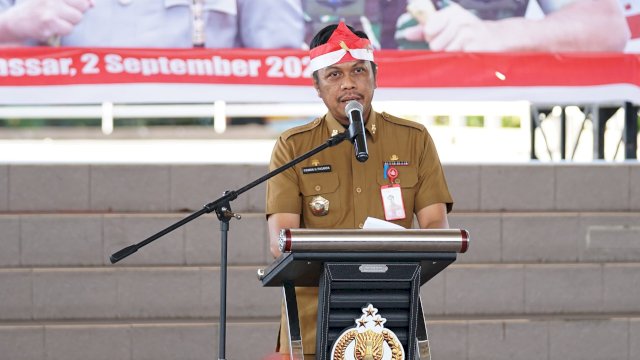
[{"x1": 110, "y1": 131, "x2": 350, "y2": 360}]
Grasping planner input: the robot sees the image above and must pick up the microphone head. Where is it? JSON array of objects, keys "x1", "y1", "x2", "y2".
[{"x1": 344, "y1": 100, "x2": 363, "y2": 115}]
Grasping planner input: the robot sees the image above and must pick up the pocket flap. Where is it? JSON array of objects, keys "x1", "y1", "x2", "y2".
[
  {"x1": 300, "y1": 173, "x2": 340, "y2": 195},
  {"x1": 377, "y1": 166, "x2": 418, "y2": 187}
]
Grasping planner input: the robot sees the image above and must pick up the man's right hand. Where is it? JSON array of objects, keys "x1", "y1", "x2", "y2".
[{"x1": 1, "y1": 0, "x2": 94, "y2": 42}]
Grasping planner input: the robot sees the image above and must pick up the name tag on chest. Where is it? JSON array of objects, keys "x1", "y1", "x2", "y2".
[{"x1": 302, "y1": 165, "x2": 332, "y2": 174}]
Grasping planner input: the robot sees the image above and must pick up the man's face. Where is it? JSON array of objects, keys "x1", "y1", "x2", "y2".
[{"x1": 313, "y1": 60, "x2": 377, "y2": 126}]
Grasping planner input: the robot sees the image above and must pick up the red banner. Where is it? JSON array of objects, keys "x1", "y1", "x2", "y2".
[
  {"x1": 0, "y1": 48, "x2": 313, "y2": 86},
  {"x1": 0, "y1": 48, "x2": 639, "y2": 104}
]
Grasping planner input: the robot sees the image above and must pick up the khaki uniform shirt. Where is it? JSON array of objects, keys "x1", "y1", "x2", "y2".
[{"x1": 266, "y1": 110, "x2": 453, "y2": 354}]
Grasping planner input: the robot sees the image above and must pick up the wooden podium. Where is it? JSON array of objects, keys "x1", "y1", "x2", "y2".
[{"x1": 259, "y1": 229, "x2": 469, "y2": 360}]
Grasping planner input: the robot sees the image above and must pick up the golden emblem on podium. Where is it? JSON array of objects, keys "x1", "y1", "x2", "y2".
[{"x1": 331, "y1": 304, "x2": 405, "y2": 360}]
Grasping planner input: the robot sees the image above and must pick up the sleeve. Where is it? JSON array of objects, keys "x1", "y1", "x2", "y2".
[
  {"x1": 414, "y1": 129, "x2": 454, "y2": 213},
  {"x1": 265, "y1": 135, "x2": 303, "y2": 216}
]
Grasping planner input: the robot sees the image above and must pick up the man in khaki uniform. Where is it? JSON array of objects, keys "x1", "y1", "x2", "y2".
[{"x1": 266, "y1": 22, "x2": 453, "y2": 356}]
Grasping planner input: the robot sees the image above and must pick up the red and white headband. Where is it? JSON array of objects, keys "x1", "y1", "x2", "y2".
[{"x1": 308, "y1": 22, "x2": 374, "y2": 73}]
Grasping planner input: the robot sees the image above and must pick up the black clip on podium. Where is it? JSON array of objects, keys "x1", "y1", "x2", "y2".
[
  {"x1": 109, "y1": 131, "x2": 352, "y2": 360},
  {"x1": 258, "y1": 229, "x2": 469, "y2": 360}
]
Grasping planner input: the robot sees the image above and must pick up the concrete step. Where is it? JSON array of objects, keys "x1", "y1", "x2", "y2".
[
  {"x1": 2, "y1": 163, "x2": 639, "y2": 213},
  {"x1": 426, "y1": 316, "x2": 640, "y2": 360},
  {"x1": 2, "y1": 212, "x2": 639, "y2": 268},
  {"x1": 0, "y1": 164, "x2": 268, "y2": 213},
  {"x1": 0, "y1": 213, "x2": 271, "y2": 268},
  {"x1": 0, "y1": 267, "x2": 281, "y2": 322},
  {"x1": 1, "y1": 264, "x2": 639, "y2": 321},
  {"x1": 1, "y1": 317, "x2": 638, "y2": 360},
  {"x1": 420, "y1": 263, "x2": 640, "y2": 317},
  {"x1": 445, "y1": 163, "x2": 640, "y2": 212},
  {"x1": 0, "y1": 321, "x2": 279, "y2": 360},
  {"x1": 450, "y1": 212, "x2": 640, "y2": 264}
]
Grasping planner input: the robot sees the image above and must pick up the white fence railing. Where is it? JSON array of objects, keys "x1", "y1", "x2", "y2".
[{"x1": 0, "y1": 100, "x2": 532, "y2": 136}]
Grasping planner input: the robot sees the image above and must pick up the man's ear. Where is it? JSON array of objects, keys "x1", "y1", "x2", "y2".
[{"x1": 313, "y1": 80, "x2": 321, "y2": 97}]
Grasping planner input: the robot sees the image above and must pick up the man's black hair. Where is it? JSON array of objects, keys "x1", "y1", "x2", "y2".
[{"x1": 310, "y1": 23, "x2": 377, "y2": 83}]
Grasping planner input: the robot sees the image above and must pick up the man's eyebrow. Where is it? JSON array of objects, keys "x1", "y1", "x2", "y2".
[
  {"x1": 324, "y1": 65, "x2": 341, "y2": 72},
  {"x1": 324, "y1": 61, "x2": 367, "y2": 73}
]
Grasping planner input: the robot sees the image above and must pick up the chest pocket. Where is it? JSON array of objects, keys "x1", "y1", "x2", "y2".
[
  {"x1": 377, "y1": 166, "x2": 419, "y2": 214},
  {"x1": 300, "y1": 172, "x2": 341, "y2": 228},
  {"x1": 376, "y1": 166, "x2": 418, "y2": 188}
]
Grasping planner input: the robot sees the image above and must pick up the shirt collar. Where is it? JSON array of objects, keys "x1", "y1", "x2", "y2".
[{"x1": 325, "y1": 109, "x2": 379, "y2": 143}]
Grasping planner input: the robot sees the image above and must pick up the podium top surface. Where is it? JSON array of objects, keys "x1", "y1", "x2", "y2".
[{"x1": 259, "y1": 251, "x2": 457, "y2": 287}]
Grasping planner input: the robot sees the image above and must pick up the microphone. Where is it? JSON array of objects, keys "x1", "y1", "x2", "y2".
[{"x1": 345, "y1": 100, "x2": 369, "y2": 162}]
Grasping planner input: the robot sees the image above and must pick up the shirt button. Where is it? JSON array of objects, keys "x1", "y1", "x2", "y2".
[
  {"x1": 355, "y1": 187, "x2": 362, "y2": 193},
  {"x1": 395, "y1": 179, "x2": 401, "y2": 184},
  {"x1": 358, "y1": 223, "x2": 364, "y2": 229},
  {"x1": 314, "y1": 185, "x2": 321, "y2": 191}
]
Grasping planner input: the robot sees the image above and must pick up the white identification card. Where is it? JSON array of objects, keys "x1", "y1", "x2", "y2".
[{"x1": 380, "y1": 184, "x2": 406, "y2": 221}]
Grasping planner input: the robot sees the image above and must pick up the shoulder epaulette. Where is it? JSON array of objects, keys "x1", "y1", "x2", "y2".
[
  {"x1": 280, "y1": 117, "x2": 324, "y2": 140},
  {"x1": 380, "y1": 112, "x2": 426, "y2": 132}
]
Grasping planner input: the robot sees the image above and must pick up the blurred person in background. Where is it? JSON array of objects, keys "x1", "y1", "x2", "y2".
[
  {"x1": 300, "y1": 0, "x2": 630, "y2": 51},
  {"x1": 302, "y1": 0, "x2": 408, "y2": 49},
  {"x1": 0, "y1": 0, "x2": 304, "y2": 48},
  {"x1": 395, "y1": 0, "x2": 630, "y2": 51}
]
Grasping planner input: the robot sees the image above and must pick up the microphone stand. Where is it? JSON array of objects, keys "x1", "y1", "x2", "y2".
[{"x1": 110, "y1": 130, "x2": 350, "y2": 360}]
